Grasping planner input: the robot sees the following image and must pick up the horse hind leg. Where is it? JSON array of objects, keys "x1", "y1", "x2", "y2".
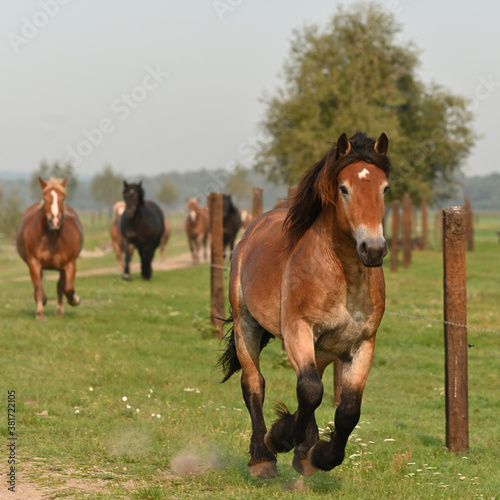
[{"x1": 222, "y1": 312, "x2": 277, "y2": 478}]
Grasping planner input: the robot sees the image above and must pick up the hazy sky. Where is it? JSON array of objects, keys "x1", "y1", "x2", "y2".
[{"x1": 1, "y1": 1, "x2": 499, "y2": 179}]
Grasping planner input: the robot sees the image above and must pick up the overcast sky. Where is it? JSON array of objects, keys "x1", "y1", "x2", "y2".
[{"x1": 1, "y1": 1, "x2": 499, "y2": 179}]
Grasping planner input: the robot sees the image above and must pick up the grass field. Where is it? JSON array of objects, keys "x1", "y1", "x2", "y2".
[{"x1": 0, "y1": 211, "x2": 499, "y2": 499}]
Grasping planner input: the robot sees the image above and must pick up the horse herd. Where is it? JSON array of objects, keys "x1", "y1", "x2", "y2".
[
  {"x1": 16, "y1": 179, "x2": 244, "y2": 318},
  {"x1": 15, "y1": 132, "x2": 393, "y2": 480}
]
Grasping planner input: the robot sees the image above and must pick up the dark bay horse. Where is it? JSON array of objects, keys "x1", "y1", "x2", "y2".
[
  {"x1": 16, "y1": 177, "x2": 84, "y2": 319},
  {"x1": 119, "y1": 181, "x2": 165, "y2": 280},
  {"x1": 218, "y1": 132, "x2": 391, "y2": 478},
  {"x1": 222, "y1": 194, "x2": 242, "y2": 260},
  {"x1": 111, "y1": 201, "x2": 170, "y2": 271},
  {"x1": 185, "y1": 198, "x2": 209, "y2": 263}
]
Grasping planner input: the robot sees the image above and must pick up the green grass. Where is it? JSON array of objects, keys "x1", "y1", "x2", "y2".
[{"x1": 0, "y1": 213, "x2": 499, "y2": 499}]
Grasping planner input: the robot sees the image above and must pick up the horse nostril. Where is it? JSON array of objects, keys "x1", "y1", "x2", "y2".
[{"x1": 360, "y1": 241, "x2": 368, "y2": 257}]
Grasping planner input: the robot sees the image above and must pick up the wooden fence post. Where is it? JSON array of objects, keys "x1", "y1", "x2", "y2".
[
  {"x1": 443, "y1": 206, "x2": 469, "y2": 452},
  {"x1": 391, "y1": 200, "x2": 399, "y2": 272},
  {"x1": 252, "y1": 187, "x2": 263, "y2": 220},
  {"x1": 421, "y1": 197, "x2": 428, "y2": 251},
  {"x1": 464, "y1": 196, "x2": 474, "y2": 252},
  {"x1": 402, "y1": 193, "x2": 412, "y2": 268},
  {"x1": 209, "y1": 192, "x2": 225, "y2": 339}
]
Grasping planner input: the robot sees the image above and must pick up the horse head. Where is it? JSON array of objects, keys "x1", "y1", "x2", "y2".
[
  {"x1": 39, "y1": 177, "x2": 67, "y2": 231},
  {"x1": 113, "y1": 201, "x2": 126, "y2": 220},
  {"x1": 123, "y1": 181, "x2": 144, "y2": 219},
  {"x1": 186, "y1": 197, "x2": 200, "y2": 223},
  {"x1": 222, "y1": 194, "x2": 237, "y2": 219},
  {"x1": 331, "y1": 133, "x2": 390, "y2": 267}
]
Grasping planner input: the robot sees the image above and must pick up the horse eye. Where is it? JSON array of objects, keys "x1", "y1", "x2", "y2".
[
  {"x1": 383, "y1": 185, "x2": 390, "y2": 194},
  {"x1": 339, "y1": 185, "x2": 349, "y2": 195}
]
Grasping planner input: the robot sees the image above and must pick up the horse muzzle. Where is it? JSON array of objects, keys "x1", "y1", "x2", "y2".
[
  {"x1": 356, "y1": 236, "x2": 388, "y2": 267},
  {"x1": 48, "y1": 216, "x2": 62, "y2": 230}
]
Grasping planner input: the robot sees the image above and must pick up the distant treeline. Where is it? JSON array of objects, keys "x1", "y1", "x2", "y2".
[
  {"x1": 0, "y1": 168, "x2": 287, "y2": 212},
  {"x1": 1, "y1": 170, "x2": 499, "y2": 213}
]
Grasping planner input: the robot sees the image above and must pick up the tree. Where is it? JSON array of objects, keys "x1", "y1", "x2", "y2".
[
  {"x1": 0, "y1": 192, "x2": 23, "y2": 241},
  {"x1": 31, "y1": 161, "x2": 78, "y2": 200},
  {"x1": 255, "y1": 3, "x2": 477, "y2": 203},
  {"x1": 155, "y1": 178, "x2": 179, "y2": 207},
  {"x1": 225, "y1": 165, "x2": 252, "y2": 204},
  {"x1": 90, "y1": 165, "x2": 123, "y2": 206}
]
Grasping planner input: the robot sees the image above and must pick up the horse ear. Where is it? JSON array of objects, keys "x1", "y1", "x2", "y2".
[
  {"x1": 61, "y1": 177, "x2": 68, "y2": 188},
  {"x1": 39, "y1": 177, "x2": 47, "y2": 190},
  {"x1": 123, "y1": 180, "x2": 128, "y2": 189},
  {"x1": 336, "y1": 133, "x2": 351, "y2": 159},
  {"x1": 374, "y1": 133, "x2": 389, "y2": 155}
]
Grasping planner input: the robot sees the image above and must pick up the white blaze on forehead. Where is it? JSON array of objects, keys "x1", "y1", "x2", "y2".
[
  {"x1": 189, "y1": 210, "x2": 196, "y2": 222},
  {"x1": 358, "y1": 168, "x2": 370, "y2": 179},
  {"x1": 50, "y1": 190, "x2": 59, "y2": 216}
]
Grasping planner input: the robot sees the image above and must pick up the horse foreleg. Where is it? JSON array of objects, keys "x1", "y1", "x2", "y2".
[
  {"x1": 264, "y1": 324, "x2": 323, "y2": 458},
  {"x1": 234, "y1": 315, "x2": 278, "y2": 478},
  {"x1": 292, "y1": 351, "x2": 334, "y2": 475},
  {"x1": 63, "y1": 261, "x2": 80, "y2": 307},
  {"x1": 122, "y1": 238, "x2": 133, "y2": 280},
  {"x1": 139, "y1": 246, "x2": 155, "y2": 280},
  {"x1": 28, "y1": 259, "x2": 46, "y2": 319},
  {"x1": 56, "y1": 270, "x2": 66, "y2": 316},
  {"x1": 305, "y1": 337, "x2": 376, "y2": 473}
]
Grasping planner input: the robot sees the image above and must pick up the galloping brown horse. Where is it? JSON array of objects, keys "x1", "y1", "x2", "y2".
[
  {"x1": 218, "y1": 132, "x2": 391, "y2": 478},
  {"x1": 185, "y1": 198, "x2": 209, "y2": 263},
  {"x1": 16, "y1": 177, "x2": 84, "y2": 319}
]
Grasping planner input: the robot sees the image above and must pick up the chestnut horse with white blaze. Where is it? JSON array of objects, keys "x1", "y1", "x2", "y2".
[
  {"x1": 218, "y1": 132, "x2": 391, "y2": 478},
  {"x1": 16, "y1": 177, "x2": 84, "y2": 319}
]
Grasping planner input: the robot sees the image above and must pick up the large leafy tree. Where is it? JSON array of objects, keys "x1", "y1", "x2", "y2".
[
  {"x1": 90, "y1": 165, "x2": 123, "y2": 206},
  {"x1": 256, "y1": 3, "x2": 476, "y2": 203},
  {"x1": 155, "y1": 177, "x2": 179, "y2": 207},
  {"x1": 30, "y1": 161, "x2": 77, "y2": 201},
  {"x1": 226, "y1": 165, "x2": 252, "y2": 204}
]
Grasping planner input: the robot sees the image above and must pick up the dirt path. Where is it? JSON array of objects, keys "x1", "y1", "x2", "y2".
[{"x1": 11, "y1": 251, "x2": 199, "y2": 282}]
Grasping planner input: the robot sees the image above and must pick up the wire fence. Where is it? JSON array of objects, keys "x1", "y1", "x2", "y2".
[{"x1": 209, "y1": 262, "x2": 500, "y2": 338}]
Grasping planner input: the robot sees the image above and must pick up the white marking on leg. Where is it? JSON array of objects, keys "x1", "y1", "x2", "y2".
[{"x1": 358, "y1": 168, "x2": 370, "y2": 179}]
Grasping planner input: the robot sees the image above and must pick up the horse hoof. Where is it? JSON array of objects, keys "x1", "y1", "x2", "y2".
[
  {"x1": 292, "y1": 452, "x2": 318, "y2": 477},
  {"x1": 55, "y1": 308, "x2": 64, "y2": 316},
  {"x1": 249, "y1": 461, "x2": 278, "y2": 479},
  {"x1": 69, "y1": 295, "x2": 80, "y2": 306},
  {"x1": 122, "y1": 273, "x2": 132, "y2": 281},
  {"x1": 35, "y1": 313, "x2": 46, "y2": 321}
]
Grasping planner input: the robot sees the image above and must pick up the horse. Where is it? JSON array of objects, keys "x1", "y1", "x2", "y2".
[
  {"x1": 119, "y1": 181, "x2": 165, "y2": 280},
  {"x1": 185, "y1": 198, "x2": 209, "y2": 263},
  {"x1": 240, "y1": 209, "x2": 253, "y2": 231},
  {"x1": 111, "y1": 201, "x2": 170, "y2": 270},
  {"x1": 16, "y1": 177, "x2": 84, "y2": 319},
  {"x1": 218, "y1": 132, "x2": 391, "y2": 479},
  {"x1": 110, "y1": 201, "x2": 134, "y2": 272},
  {"x1": 222, "y1": 194, "x2": 242, "y2": 260},
  {"x1": 159, "y1": 218, "x2": 171, "y2": 260}
]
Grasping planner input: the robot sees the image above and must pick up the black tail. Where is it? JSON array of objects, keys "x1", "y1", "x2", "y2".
[
  {"x1": 217, "y1": 315, "x2": 241, "y2": 383},
  {"x1": 216, "y1": 314, "x2": 275, "y2": 383}
]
